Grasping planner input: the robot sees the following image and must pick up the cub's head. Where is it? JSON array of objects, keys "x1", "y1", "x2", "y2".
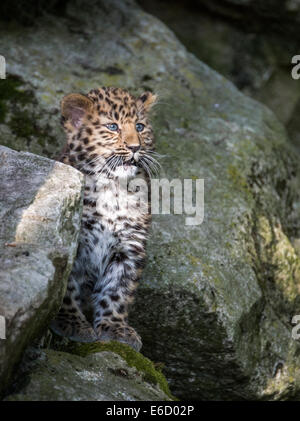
[{"x1": 61, "y1": 87, "x2": 158, "y2": 178}]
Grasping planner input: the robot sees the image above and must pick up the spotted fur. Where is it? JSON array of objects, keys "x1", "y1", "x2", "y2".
[{"x1": 50, "y1": 87, "x2": 158, "y2": 351}]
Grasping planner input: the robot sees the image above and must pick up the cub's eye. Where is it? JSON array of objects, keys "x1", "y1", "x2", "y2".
[
  {"x1": 106, "y1": 123, "x2": 119, "y2": 131},
  {"x1": 136, "y1": 123, "x2": 145, "y2": 132}
]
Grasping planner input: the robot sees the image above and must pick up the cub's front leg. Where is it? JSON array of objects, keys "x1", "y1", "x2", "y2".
[
  {"x1": 92, "y1": 246, "x2": 145, "y2": 352},
  {"x1": 50, "y1": 273, "x2": 98, "y2": 343}
]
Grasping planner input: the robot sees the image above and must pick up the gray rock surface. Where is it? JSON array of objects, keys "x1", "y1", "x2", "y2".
[
  {"x1": 139, "y1": 0, "x2": 300, "y2": 153},
  {"x1": 0, "y1": 146, "x2": 83, "y2": 396},
  {"x1": 0, "y1": 0, "x2": 299, "y2": 400},
  {"x1": 194, "y1": 0, "x2": 300, "y2": 22},
  {"x1": 4, "y1": 347, "x2": 171, "y2": 401}
]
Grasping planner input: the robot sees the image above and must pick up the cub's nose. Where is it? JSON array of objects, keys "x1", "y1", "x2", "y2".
[{"x1": 127, "y1": 145, "x2": 140, "y2": 153}]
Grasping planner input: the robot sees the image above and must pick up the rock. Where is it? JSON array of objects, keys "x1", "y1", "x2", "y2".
[
  {"x1": 138, "y1": 0, "x2": 300, "y2": 153},
  {"x1": 0, "y1": 146, "x2": 83, "y2": 397},
  {"x1": 4, "y1": 342, "x2": 173, "y2": 401},
  {"x1": 193, "y1": 0, "x2": 300, "y2": 26},
  {"x1": 0, "y1": 0, "x2": 299, "y2": 400}
]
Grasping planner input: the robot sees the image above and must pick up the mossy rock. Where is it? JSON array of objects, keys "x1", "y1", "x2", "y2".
[
  {"x1": 4, "y1": 343, "x2": 174, "y2": 401},
  {"x1": 138, "y1": 0, "x2": 300, "y2": 154},
  {"x1": 0, "y1": 75, "x2": 61, "y2": 158},
  {"x1": 50, "y1": 338, "x2": 175, "y2": 400}
]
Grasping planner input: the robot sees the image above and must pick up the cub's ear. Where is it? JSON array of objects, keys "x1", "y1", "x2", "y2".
[
  {"x1": 61, "y1": 93, "x2": 93, "y2": 128},
  {"x1": 137, "y1": 91, "x2": 157, "y2": 112}
]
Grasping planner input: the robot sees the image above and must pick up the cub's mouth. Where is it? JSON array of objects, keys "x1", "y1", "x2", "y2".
[
  {"x1": 123, "y1": 158, "x2": 137, "y2": 167},
  {"x1": 115, "y1": 157, "x2": 138, "y2": 168},
  {"x1": 103, "y1": 151, "x2": 159, "y2": 178}
]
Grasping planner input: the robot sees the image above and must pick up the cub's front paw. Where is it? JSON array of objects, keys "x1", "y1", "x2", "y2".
[
  {"x1": 69, "y1": 326, "x2": 98, "y2": 343},
  {"x1": 50, "y1": 319, "x2": 98, "y2": 343},
  {"x1": 96, "y1": 322, "x2": 142, "y2": 352}
]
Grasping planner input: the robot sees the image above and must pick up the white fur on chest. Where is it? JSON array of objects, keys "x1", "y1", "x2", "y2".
[
  {"x1": 92, "y1": 173, "x2": 148, "y2": 225},
  {"x1": 75, "y1": 172, "x2": 148, "y2": 286}
]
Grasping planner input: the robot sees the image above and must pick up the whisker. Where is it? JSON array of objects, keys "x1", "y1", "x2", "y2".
[
  {"x1": 93, "y1": 154, "x2": 116, "y2": 177},
  {"x1": 142, "y1": 157, "x2": 159, "y2": 176},
  {"x1": 143, "y1": 154, "x2": 161, "y2": 169},
  {"x1": 140, "y1": 158, "x2": 153, "y2": 178},
  {"x1": 146, "y1": 150, "x2": 167, "y2": 159}
]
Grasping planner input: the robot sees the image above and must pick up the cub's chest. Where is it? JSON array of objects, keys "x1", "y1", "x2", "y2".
[{"x1": 84, "y1": 177, "x2": 148, "y2": 222}]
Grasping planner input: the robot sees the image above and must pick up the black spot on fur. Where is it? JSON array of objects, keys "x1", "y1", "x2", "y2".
[
  {"x1": 118, "y1": 304, "x2": 125, "y2": 314},
  {"x1": 100, "y1": 299, "x2": 108, "y2": 309},
  {"x1": 63, "y1": 296, "x2": 71, "y2": 305},
  {"x1": 83, "y1": 199, "x2": 96, "y2": 207},
  {"x1": 78, "y1": 153, "x2": 86, "y2": 161},
  {"x1": 103, "y1": 310, "x2": 113, "y2": 317}
]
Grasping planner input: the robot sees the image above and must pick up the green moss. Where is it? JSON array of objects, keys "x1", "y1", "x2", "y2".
[
  {"x1": 0, "y1": 75, "x2": 58, "y2": 154},
  {"x1": 254, "y1": 214, "x2": 300, "y2": 305},
  {"x1": 227, "y1": 163, "x2": 252, "y2": 195},
  {"x1": 0, "y1": 74, "x2": 36, "y2": 134},
  {"x1": 9, "y1": 110, "x2": 36, "y2": 138},
  {"x1": 187, "y1": 255, "x2": 200, "y2": 266},
  {"x1": 0, "y1": 101, "x2": 7, "y2": 123},
  {"x1": 0, "y1": 74, "x2": 32, "y2": 103},
  {"x1": 0, "y1": 76, "x2": 22, "y2": 122},
  {"x1": 56, "y1": 340, "x2": 176, "y2": 400}
]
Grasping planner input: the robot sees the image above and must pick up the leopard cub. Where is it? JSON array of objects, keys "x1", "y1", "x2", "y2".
[{"x1": 50, "y1": 87, "x2": 158, "y2": 351}]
